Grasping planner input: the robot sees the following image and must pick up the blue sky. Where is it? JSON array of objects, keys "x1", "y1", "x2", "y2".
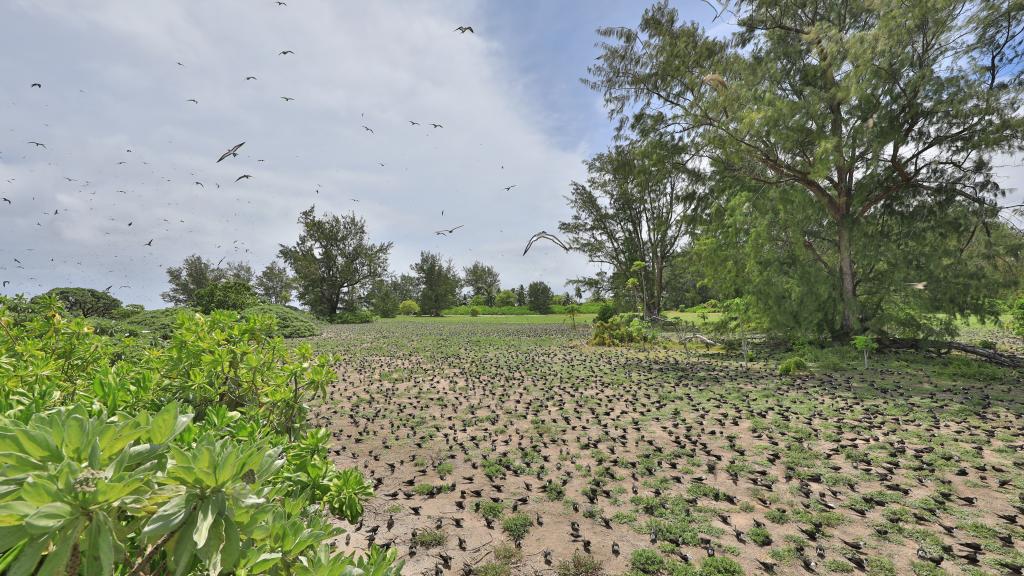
[{"x1": 0, "y1": 0, "x2": 718, "y2": 308}]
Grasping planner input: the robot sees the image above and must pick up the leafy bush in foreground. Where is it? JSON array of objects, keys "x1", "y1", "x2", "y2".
[
  {"x1": 0, "y1": 296, "x2": 399, "y2": 576},
  {"x1": 591, "y1": 313, "x2": 658, "y2": 346},
  {"x1": 242, "y1": 304, "x2": 320, "y2": 338}
]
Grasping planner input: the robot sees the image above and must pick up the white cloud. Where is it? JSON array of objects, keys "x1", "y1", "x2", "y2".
[{"x1": 0, "y1": 0, "x2": 593, "y2": 306}]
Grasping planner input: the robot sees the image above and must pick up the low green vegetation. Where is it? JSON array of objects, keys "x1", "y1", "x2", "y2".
[{"x1": 0, "y1": 296, "x2": 398, "y2": 576}]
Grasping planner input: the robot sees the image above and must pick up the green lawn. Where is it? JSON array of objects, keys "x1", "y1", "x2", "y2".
[{"x1": 382, "y1": 313, "x2": 596, "y2": 325}]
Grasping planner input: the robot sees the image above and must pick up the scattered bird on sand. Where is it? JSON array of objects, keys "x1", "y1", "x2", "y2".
[
  {"x1": 362, "y1": 125, "x2": 374, "y2": 134},
  {"x1": 279, "y1": 50, "x2": 294, "y2": 55},
  {"x1": 435, "y1": 225, "x2": 464, "y2": 236},
  {"x1": 454, "y1": 26, "x2": 475, "y2": 33},
  {"x1": 27, "y1": 141, "x2": 46, "y2": 148},
  {"x1": 217, "y1": 142, "x2": 245, "y2": 163},
  {"x1": 235, "y1": 174, "x2": 253, "y2": 182},
  {"x1": 523, "y1": 231, "x2": 570, "y2": 255},
  {"x1": 30, "y1": 83, "x2": 41, "y2": 88},
  {"x1": 907, "y1": 282, "x2": 927, "y2": 289}
]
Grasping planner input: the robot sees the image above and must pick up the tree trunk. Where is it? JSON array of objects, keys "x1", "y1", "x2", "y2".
[{"x1": 836, "y1": 216, "x2": 858, "y2": 337}]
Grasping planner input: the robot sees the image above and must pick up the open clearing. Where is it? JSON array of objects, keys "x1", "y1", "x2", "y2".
[{"x1": 308, "y1": 318, "x2": 1024, "y2": 576}]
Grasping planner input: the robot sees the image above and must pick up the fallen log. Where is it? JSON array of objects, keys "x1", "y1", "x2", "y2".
[{"x1": 884, "y1": 337, "x2": 1024, "y2": 369}]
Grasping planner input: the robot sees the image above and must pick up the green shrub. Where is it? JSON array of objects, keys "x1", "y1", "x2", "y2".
[
  {"x1": 630, "y1": 549, "x2": 666, "y2": 575},
  {"x1": 698, "y1": 557, "x2": 744, "y2": 576},
  {"x1": 1010, "y1": 297, "x2": 1024, "y2": 336},
  {"x1": 591, "y1": 313, "x2": 658, "y2": 346},
  {"x1": 476, "y1": 562, "x2": 512, "y2": 576},
  {"x1": 399, "y1": 299, "x2": 420, "y2": 315},
  {"x1": 242, "y1": 304, "x2": 320, "y2": 338},
  {"x1": 333, "y1": 309, "x2": 375, "y2": 324},
  {"x1": 557, "y1": 552, "x2": 604, "y2": 576},
  {"x1": 747, "y1": 526, "x2": 772, "y2": 546},
  {"x1": 478, "y1": 500, "x2": 505, "y2": 520},
  {"x1": 777, "y1": 356, "x2": 808, "y2": 375},
  {"x1": 132, "y1": 307, "x2": 193, "y2": 339},
  {"x1": 0, "y1": 297, "x2": 398, "y2": 576},
  {"x1": 595, "y1": 303, "x2": 616, "y2": 323},
  {"x1": 31, "y1": 287, "x2": 122, "y2": 318},
  {"x1": 412, "y1": 529, "x2": 447, "y2": 548},
  {"x1": 470, "y1": 307, "x2": 481, "y2": 317},
  {"x1": 501, "y1": 513, "x2": 533, "y2": 543},
  {"x1": 493, "y1": 542, "x2": 523, "y2": 564},
  {"x1": 194, "y1": 280, "x2": 261, "y2": 313}
]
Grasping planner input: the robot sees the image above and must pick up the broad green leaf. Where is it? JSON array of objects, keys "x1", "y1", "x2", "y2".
[
  {"x1": 7, "y1": 535, "x2": 45, "y2": 576},
  {"x1": 220, "y1": 516, "x2": 240, "y2": 571},
  {"x1": 10, "y1": 429, "x2": 54, "y2": 460},
  {"x1": 35, "y1": 518, "x2": 83, "y2": 576},
  {"x1": 193, "y1": 498, "x2": 216, "y2": 549},
  {"x1": 170, "y1": 514, "x2": 199, "y2": 576},
  {"x1": 141, "y1": 494, "x2": 191, "y2": 540},
  {"x1": 196, "y1": 516, "x2": 225, "y2": 575},
  {"x1": 0, "y1": 502, "x2": 35, "y2": 526},
  {"x1": 24, "y1": 502, "x2": 74, "y2": 535},
  {"x1": 19, "y1": 477, "x2": 59, "y2": 506}
]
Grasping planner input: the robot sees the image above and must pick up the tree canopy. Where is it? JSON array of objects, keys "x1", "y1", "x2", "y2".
[
  {"x1": 412, "y1": 252, "x2": 461, "y2": 316},
  {"x1": 279, "y1": 206, "x2": 392, "y2": 319},
  {"x1": 588, "y1": 0, "x2": 1024, "y2": 339}
]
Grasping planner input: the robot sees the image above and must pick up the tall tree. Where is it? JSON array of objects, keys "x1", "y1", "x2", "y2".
[
  {"x1": 560, "y1": 138, "x2": 696, "y2": 318},
  {"x1": 515, "y1": 285, "x2": 527, "y2": 307},
  {"x1": 161, "y1": 255, "x2": 221, "y2": 306},
  {"x1": 462, "y1": 262, "x2": 501, "y2": 306},
  {"x1": 527, "y1": 281, "x2": 554, "y2": 314},
  {"x1": 279, "y1": 207, "x2": 392, "y2": 319},
  {"x1": 222, "y1": 261, "x2": 255, "y2": 285},
  {"x1": 254, "y1": 261, "x2": 295, "y2": 305},
  {"x1": 589, "y1": 0, "x2": 1024, "y2": 337},
  {"x1": 32, "y1": 287, "x2": 122, "y2": 318},
  {"x1": 412, "y1": 252, "x2": 461, "y2": 316}
]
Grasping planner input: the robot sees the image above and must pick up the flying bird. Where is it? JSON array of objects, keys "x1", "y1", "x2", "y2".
[
  {"x1": 186, "y1": 98, "x2": 198, "y2": 104},
  {"x1": 280, "y1": 96, "x2": 294, "y2": 101},
  {"x1": 435, "y1": 225, "x2": 464, "y2": 236},
  {"x1": 194, "y1": 181, "x2": 204, "y2": 188},
  {"x1": 503, "y1": 184, "x2": 517, "y2": 191},
  {"x1": 217, "y1": 142, "x2": 245, "y2": 163},
  {"x1": 30, "y1": 83, "x2": 41, "y2": 88},
  {"x1": 279, "y1": 50, "x2": 294, "y2": 55},
  {"x1": 362, "y1": 125, "x2": 374, "y2": 134},
  {"x1": 245, "y1": 76, "x2": 257, "y2": 80},
  {"x1": 523, "y1": 231, "x2": 571, "y2": 255},
  {"x1": 1, "y1": 281, "x2": 8, "y2": 288},
  {"x1": 409, "y1": 120, "x2": 420, "y2": 126},
  {"x1": 235, "y1": 174, "x2": 253, "y2": 182},
  {"x1": 144, "y1": 239, "x2": 153, "y2": 246},
  {"x1": 2, "y1": 198, "x2": 10, "y2": 204},
  {"x1": 27, "y1": 141, "x2": 46, "y2": 148},
  {"x1": 429, "y1": 123, "x2": 443, "y2": 129},
  {"x1": 454, "y1": 26, "x2": 474, "y2": 33},
  {"x1": 276, "y1": 1, "x2": 287, "y2": 4}
]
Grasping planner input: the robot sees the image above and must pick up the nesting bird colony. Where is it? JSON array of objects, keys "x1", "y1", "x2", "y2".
[{"x1": 307, "y1": 321, "x2": 1024, "y2": 576}]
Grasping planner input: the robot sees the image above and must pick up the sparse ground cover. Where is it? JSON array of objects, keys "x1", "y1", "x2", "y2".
[{"x1": 307, "y1": 318, "x2": 1024, "y2": 576}]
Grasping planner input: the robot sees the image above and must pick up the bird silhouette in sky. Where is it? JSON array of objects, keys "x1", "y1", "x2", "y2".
[
  {"x1": 455, "y1": 26, "x2": 474, "y2": 33},
  {"x1": 235, "y1": 174, "x2": 253, "y2": 182},
  {"x1": 435, "y1": 225, "x2": 464, "y2": 236},
  {"x1": 523, "y1": 231, "x2": 570, "y2": 255},
  {"x1": 217, "y1": 142, "x2": 245, "y2": 163}
]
